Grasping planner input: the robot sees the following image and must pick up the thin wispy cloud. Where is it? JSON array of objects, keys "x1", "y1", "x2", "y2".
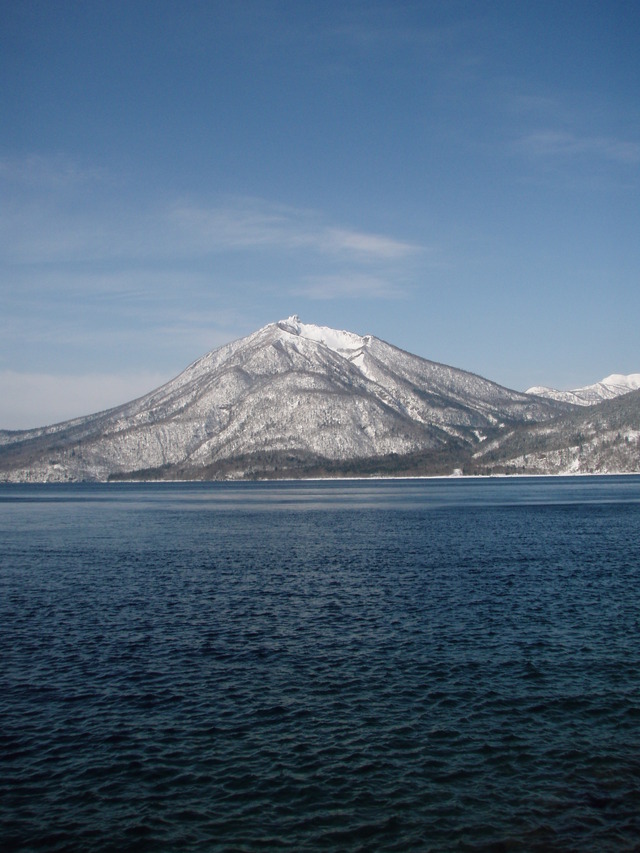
[
  {"x1": 0, "y1": 161, "x2": 421, "y2": 266},
  {"x1": 1, "y1": 269, "x2": 246, "y2": 344},
  {"x1": 321, "y1": 228, "x2": 417, "y2": 259},
  {"x1": 517, "y1": 130, "x2": 640, "y2": 165},
  {"x1": 508, "y1": 93, "x2": 560, "y2": 116},
  {"x1": 170, "y1": 199, "x2": 420, "y2": 260},
  {"x1": 0, "y1": 154, "x2": 105, "y2": 189},
  {"x1": 293, "y1": 273, "x2": 406, "y2": 300},
  {"x1": 329, "y1": 8, "x2": 473, "y2": 63}
]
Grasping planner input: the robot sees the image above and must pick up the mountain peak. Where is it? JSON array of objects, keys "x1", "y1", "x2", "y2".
[
  {"x1": 601, "y1": 373, "x2": 640, "y2": 390},
  {"x1": 276, "y1": 316, "x2": 367, "y2": 357}
]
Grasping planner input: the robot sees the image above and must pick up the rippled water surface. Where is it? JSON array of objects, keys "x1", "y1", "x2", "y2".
[{"x1": 2, "y1": 476, "x2": 640, "y2": 851}]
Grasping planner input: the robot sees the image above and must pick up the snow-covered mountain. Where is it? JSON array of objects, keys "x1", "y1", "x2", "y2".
[
  {"x1": 527, "y1": 373, "x2": 640, "y2": 406},
  {"x1": 0, "y1": 316, "x2": 568, "y2": 482},
  {"x1": 471, "y1": 388, "x2": 640, "y2": 476}
]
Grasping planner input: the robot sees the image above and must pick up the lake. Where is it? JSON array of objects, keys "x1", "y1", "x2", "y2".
[{"x1": 2, "y1": 476, "x2": 640, "y2": 851}]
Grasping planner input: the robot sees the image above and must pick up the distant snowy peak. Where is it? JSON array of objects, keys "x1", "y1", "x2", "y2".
[
  {"x1": 277, "y1": 315, "x2": 368, "y2": 356},
  {"x1": 527, "y1": 373, "x2": 640, "y2": 406},
  {"x1": 602, "y1": 373, "x2": 640, "y2": 393}
]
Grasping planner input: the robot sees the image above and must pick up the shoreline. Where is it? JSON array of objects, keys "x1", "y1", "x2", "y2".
[{"x1": 2, "y1": 470, "x2": 640, "y2": 486}]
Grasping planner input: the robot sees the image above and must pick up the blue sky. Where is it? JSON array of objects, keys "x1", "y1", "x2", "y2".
[{"x1": 2, "y1": 0, "x2": 639, "y2": 428}]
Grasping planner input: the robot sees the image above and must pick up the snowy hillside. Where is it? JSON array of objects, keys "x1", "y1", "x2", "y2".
[{"x1": 471, "y1": 389, "x2": 640, "y2": 476}]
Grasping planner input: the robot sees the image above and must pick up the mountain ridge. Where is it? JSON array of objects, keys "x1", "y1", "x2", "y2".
[{"x1": 526, "y1": 373, "x2": 640, "y2": 406}]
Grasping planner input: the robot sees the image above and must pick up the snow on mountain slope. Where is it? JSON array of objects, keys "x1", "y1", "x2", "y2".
[
  {"x1": 471, "y1": 388, "x2": 640, "y2": 475},
  {"x1": 0, "y1": 318, "x2": 570, "y2": 482},
  {"x1": 527, "y1": 373, "x2": 640, "y2": 406}
]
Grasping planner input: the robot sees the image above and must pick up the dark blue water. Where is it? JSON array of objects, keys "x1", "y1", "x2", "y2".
[{"x1": 2, "y1": 476, "x2": 640, "y2": 851}]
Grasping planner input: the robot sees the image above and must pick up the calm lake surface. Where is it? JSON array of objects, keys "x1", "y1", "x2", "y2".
[{"x1": 2, "y1": 476, "x2": 640, "y2": 851}]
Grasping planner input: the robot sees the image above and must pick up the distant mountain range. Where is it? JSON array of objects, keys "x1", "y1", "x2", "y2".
[
  {"x1": 527, "y1": 373, "x2": 640, "y2": 406},
  {"x1": 1, "y1": 317, "x2": 638, "y2": 481}
]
